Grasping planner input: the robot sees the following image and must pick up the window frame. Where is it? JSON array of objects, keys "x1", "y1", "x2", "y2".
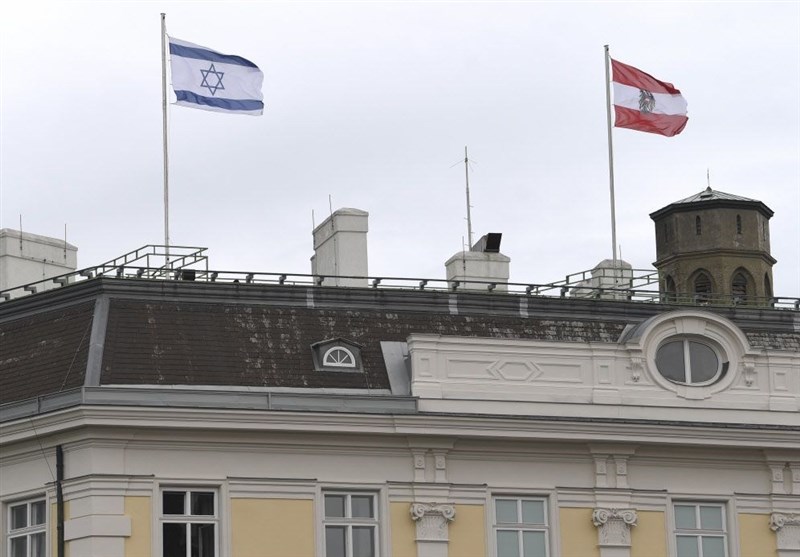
[
  {"x1": 159, "y1": 487, "x2": 219, "y2": 557},
  {"x1": 6, "y1": 497, "x2": 47, "y2": 557},
  {"x1": 492, "y1": 496, "x2": 550, "y2": 557},
  {"x1": 322, "y1": 490, "x2": 380, "y2": 557},
  {"x1": 322, "y1": 346, "x2": 357, "y2": 369},
  {"x1": 671, "y1": 501, "x2": 728, "y2": 557}
]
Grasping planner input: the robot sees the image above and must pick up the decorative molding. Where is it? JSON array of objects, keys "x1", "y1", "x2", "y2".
[
  {"x1": 630, "y1": 357, "x2": 643, "y2": 383},
  {"x1": 770, "y1": 464, "x2": 787, "y2": 495},
  {"x1": 790, "y1": 464, "x2": 800, "y2": 495},
  {"x1": 614, "y1": 456, "x2": 630, "y2": 489},
  {"x1": 412, "y1": 450, "x2": 427, "y2": 482},
  {"x1": 410, "y1": 503, "x2": 456, "y2": 542},
  {"x1": 592, "y1": 508, "x2": 638, "y2": 547},
  {"x1": 743, "y1": 362, "x2": 756, "y2": 387},
  {"x1": 770, "y1": 513, "x2": 800, "y2": 551},
  {"x1": 433, "y1": 451, "x2": 448, "y2": 483},
  {"x1": 594, "y1": 456, "x2": 609, "y2": 488}
]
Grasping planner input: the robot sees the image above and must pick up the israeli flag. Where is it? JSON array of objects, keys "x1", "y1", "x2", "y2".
[{"x1": 168, "y1": 37, "x2": 264, "y2": 116}]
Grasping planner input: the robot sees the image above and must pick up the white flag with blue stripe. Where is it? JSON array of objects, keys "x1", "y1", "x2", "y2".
[{"x1": 168, "y1": 37, "x2": 264, "y2": 116}]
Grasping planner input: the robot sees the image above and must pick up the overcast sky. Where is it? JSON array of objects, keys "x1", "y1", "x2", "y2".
[{"x1": 1, "y1": 1, "x2": 798, "y2": 298}]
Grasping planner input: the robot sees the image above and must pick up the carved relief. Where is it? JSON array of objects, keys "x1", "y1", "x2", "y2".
[
  {"x1": 592, "y1": 508, "x2": 638, "y2": 547},
  {"x1": 594, "y1": 456, "x2": 609, "y2": 488},
  {"x1": 770, "y1": 513, "x2": 800, "y2": 550},
  {"x1": 743, "y1": 362, "x2": 756, "y2": 387},
  {"x1": 410, "y1": 503, "x2": 456, "y2": 542},
  {"x1": 630, "y1": 357, "x2": 643, "y2": 383},
  {"x1": 614, "y1": 456, "x2": 630, "y2": 489}
]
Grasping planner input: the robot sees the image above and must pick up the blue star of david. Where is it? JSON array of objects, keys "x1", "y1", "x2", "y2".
[{"x1": 199, "y1": 64, "x2": 225, "y2": 96}]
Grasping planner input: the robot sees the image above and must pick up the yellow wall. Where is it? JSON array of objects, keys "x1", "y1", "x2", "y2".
[
  {"x1": 51, "y1": 501, "x2": 69, "y2": 557},
  {"x1": 739, "y1": 513, "x2": 778, "y2": 557},
  {"x1": 631, "y1": 511, "x2": 667, "y2": 557},
  {"x1": 449, "y1": 504, "x2": 486, "y2": 557},
  {"x1": 231, "y1": 498, "x2": 314, "y2": 557},
  {"x1": 559, "y1": 508, "x2": 599, "y2": 557},
  {"x1": 390, "y1": 502, "x2": 417, "y2": 557},
  {"x1": 124, "y1": 496, "x2": 151, "y2": 557}
]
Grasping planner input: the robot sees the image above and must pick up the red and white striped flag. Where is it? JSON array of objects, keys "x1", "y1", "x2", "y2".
[{"x1": 611, "y1": 58, "x2": 688, "y2": 137}]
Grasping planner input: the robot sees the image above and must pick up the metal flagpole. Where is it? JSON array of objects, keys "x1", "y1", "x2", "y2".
[
  {"x1": 604, "y1": 45, "x2": 619, "y2": 281},
  {"x1": 464, "y1": 146, "x2": 474, "y2": 249},
  {"x1": 161, "y1": 13, "x2": 170, "y2": 261}
]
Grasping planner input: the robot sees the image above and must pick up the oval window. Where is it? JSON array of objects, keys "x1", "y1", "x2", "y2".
[{"x1": 655, "y1": 339, "x2": 727, "y2": 385}]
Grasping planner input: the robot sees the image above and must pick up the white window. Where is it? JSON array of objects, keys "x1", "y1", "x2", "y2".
[
  {"x1": 323, "y1": 492, "x2": 379, "y2": 557},
  {"x1": 674, "y1": 503, "x2": 727, "y2": 557},
  {"x1": 7, "y1": 498, "x2": 46, "y2": 557},
  {"x1": 161, "y1": 489, "x2": 217, "y2": 557},
  {"x1": 493, "y1": 497, "x2": 548, "y2": 557},
  {"x1": 323, "y1": 347, "x2": 356, "y2": 368}
]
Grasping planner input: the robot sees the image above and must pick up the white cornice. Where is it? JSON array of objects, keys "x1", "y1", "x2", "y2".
[{"x1": 2, "y1": 405, "x2": 799, "y2": 452}]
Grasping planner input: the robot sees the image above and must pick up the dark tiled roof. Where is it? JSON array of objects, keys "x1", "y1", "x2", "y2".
[
  {"x1": 0, "y1": 301, "x2": 94, "y2": 404},
  {"x1": 99, "y1": 299, "x2": 626, "y2": 389},
  {"x1": 672, "y1": 187, "x2": 758, "y2": 204},
  {"x1": 1, "y1": 278, "x2": 798, "y2": 406},
  {"x1": 650, "y1": 187, "x2": 774, "y2": 219}
]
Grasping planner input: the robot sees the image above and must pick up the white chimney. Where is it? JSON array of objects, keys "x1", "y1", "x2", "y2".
[
  {"x1": 445, "y1": 233, "x2": 510, "y2": 291},
  {"x1": 311, "y1": 208, "x2": 369, "y2": 287},
  {"x1": 570, "y1": 259, "x2": 633, "y2": 300},
  {"x1": 0, "y1": 229, "x2": 78, "y2": 297}
]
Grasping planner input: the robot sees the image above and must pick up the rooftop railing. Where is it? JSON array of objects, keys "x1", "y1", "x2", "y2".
[{"x1": 1, "y1": 245, "x2": 798, "y2": 310}]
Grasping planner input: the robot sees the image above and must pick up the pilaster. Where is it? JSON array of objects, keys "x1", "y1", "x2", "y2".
[
  {"x1": 592, "y1": 508, "x2": 637, "y2": 557},
  {"x1": 771, "y1": 513, "x2": 800, "y2": 557},
  {"x1": 410, "y1": 503, "x2": 456, "y2": 557}
]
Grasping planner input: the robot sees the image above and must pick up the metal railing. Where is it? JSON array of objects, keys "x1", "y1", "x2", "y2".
[{"x1": 1, "y1": 246, "x2": 798, "y2": 310}]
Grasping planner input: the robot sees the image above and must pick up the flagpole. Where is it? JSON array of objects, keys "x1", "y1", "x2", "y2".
[
  {"x1": 464, "y1": 146, "x2": 474, "y2": 249},
  {"x1": 161, "y1": 13, "x2": 170, "y2": 261},
  {"x1": 604, "y1": 44, "x2": 619, "y2": 282}
]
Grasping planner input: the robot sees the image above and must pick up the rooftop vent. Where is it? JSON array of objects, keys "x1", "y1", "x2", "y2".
[{"x1": 471, "y1": 233, "x2": 502, "y2": 253}]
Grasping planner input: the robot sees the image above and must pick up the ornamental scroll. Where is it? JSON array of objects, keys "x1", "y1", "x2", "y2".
[
  {"x1": 770, "y1": 513, "x2": 800, "y2": 551},
  {"x1": 592, "y1": 508, "x2": 638, "y2": 547},
  {"x1": 410, "y1": 503, "x2": 456, "y2": 542}
]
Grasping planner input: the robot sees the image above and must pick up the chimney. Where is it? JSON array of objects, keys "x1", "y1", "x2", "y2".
[
  {"x1": 311, "y1": 208, "x2": 369, "y2": 287},
  {"x1": 0, "y1": 229, "x2": 78, "y2": 298},
  {"x1": 445, "y1": 233, "x2": 510, "y2": 291},
  {"x1": 570, "y1": 259, "x2": 633, "y2": 300}
]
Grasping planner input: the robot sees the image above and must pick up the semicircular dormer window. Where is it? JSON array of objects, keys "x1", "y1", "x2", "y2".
[{"x1": 322, "y1": 346, "x2": 356, "y2": 368}]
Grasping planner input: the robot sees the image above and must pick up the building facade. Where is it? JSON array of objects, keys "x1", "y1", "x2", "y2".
[{"x1": 1, "y1": 193, "x2": 799, "y2": 557}]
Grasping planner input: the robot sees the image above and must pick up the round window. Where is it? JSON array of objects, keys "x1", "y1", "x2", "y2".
[{"x1": 655, "y1": 339, "x2": 728, "y2": 385}]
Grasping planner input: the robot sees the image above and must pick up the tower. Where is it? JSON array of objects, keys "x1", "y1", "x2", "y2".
[{"x1": 650, "y1": 187, "x2": 775, "y2": 304}]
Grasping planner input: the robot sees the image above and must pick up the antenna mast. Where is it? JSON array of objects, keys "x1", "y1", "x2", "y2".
[{"x1": 464, "y1": 146, "x2": 474, "y2": 249}]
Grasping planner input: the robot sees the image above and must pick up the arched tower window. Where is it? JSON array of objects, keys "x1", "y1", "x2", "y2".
[
  {"x1": 694, "y1": 272, "x2": 712, "y2": 303},
  {"x1": 736, "y1": 214, "x2": 742, "y2": 234},
  {"x1": 732, "y1": 272, "x2": 748, "y2": 302},
  {"x1": 764, "y1": 274, "x2": 772, "y2": 299},
  {"x1": 664, "y1": 275, "x2": 676, "y2": 302},
  {"x1": 695, "y1": 216, "x2": 702, "y2": 236}
]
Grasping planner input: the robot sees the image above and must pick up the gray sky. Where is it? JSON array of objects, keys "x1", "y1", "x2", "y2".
[{"x1": 2, "y1": 1, "x2": 799, "y2": 298}]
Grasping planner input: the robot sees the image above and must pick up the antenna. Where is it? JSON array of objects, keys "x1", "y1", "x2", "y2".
[
  {"x1": 64, "y1": 224, "x2": 67, "y2": 261},
  {"x1": 19, "y1": 214, "x2": 23, "y2": 253},
  {"x1": 464, "y1": 146, "x2": 474, "y2": 249},
  {"x1": 707, "y1": 168, "x2": 711, "y2": 188}
]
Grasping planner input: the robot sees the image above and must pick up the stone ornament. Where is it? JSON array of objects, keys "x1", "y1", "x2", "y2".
[
  {"x1": 770, "y1": 513, "x2": 800, "y2": 550},
  {"x1": 592, "y1": 508, "x2": 638, "y2": 547},
  {"x1": 410, "y1": 503, "x2": 456, "y2": 542}
]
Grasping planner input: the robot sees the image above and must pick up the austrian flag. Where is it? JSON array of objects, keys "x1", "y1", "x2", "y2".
[{"x1": 611, "y1": 58, "x2": 688, "y2": 137}]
